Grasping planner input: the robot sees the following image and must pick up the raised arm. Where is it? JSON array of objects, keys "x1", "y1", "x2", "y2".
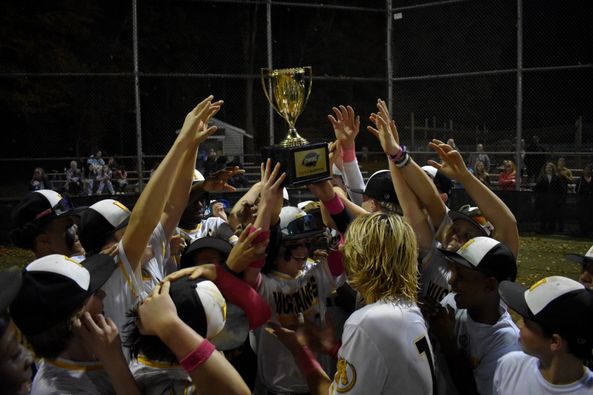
[
  {"x1": 367, "y1": 102, "x2": 434, "y2": 252},
  {"x1": 369, "y1": 100, "x2": 447, "y2": 229},
  {"x1": 122, "y1": 96, "x2": 220, "y2": 272},
  {"x1": 428, "y1": 140, "x2": 519, "y2": 257},
  {"x1": 138, "y1": 281, "x2": 250, "y2": 395}
]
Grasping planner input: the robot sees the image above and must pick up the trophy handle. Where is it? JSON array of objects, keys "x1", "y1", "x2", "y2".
[
  {"x1": 260, "y1": 68, "x2": 282, "y2": 116},
  {"x1": 303, "y1": 66, "x2": 313, "y2": 108}
]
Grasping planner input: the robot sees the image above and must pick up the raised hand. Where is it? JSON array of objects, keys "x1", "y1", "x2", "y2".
[
  {"x1": 367, "y1": 99, "x2": 401, "y2": 156},
  {"x1": 164, "y1": 264, "x2": 218, "y2": 282},
  {"x1": 328, "y1": 105, "x2": 360, "y2": 149},
  {"x1": 137, "y1": 281, "x2": 178, "y2": 336},
  {"x1": 428, "y1": 139, "x2": 468, "y2": 181},
  {"x1": 259, "y1": 159, "x2": 286, "y2": 207},
  {"x1": 226, "y1": 224, "x2": 269, "y2": 273},
  {"x1": 179, "y1": 95, "x2": 224, "y2": 146},
  {"x1": 78, "y1": 312, "x2": 122, "y2": 362},
  {"x1": 203, "y1": 166, "x2": 245, "y2": 193}
]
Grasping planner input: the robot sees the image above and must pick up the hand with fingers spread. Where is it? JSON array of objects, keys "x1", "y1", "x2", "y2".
[
  {"x1": 179, "y1": 96, "x2": 224, "y2": 146},
  {"x1": 78, "y1": 312, "x2": 122, "y2": 362},
  {"x1": 137, "y1": 281, "x2": 179, "y2": 337},
  {"x1": 226, "y1": 225, "x2": 269, "y2": 273},
  {"x1": 428, "y1": 139, "x2": 470, "y2": 182},
  {"x1": 258, "y1": 159, "x2": 286, "y2": 210},
  {"x1": 367, "y1": 99, "x2": 401, "y2": 157},
  {"x1": 328, "y1": 105, "x2": 360, "y2": 150},
  {"x1": 202, "y1": 166, "x2": 246, "y2": 193},
  {"x1": 164, "y1": 264, "x2": 218, "y2": 283}
]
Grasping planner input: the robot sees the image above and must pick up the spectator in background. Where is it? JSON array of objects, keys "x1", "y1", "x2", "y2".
[
  {"x1": 524, "y1": 135, "x2": 546, "y2": 182},
  {"x1": 113, "y1": 164, "x2": 128, "y2": 194},
  {"x1": 556, "y1": 157, "x2": 574, "y2": 185},
  {"x1": 446, "y1": 138, "x2": 459, "y2": 152},
  {"x1": 575, "y1": 163, "x2": 593, "y2": 236},
  {"x1": 85, "y1": 150, "x2": 105, "y2": 196},
  {"x1": 498, "y1": 160, "x2": 516, "y2": 191},
  {"x1": 29, "y1": 167, "x2": 52, "y2": 191},
  {"x1": 65, "y1": 160, "x2": 82, "y2": 195},
  {"x1": 227, "y1": 156, "x2": 250, "y2": 189},
  {"x1": 468, "y1": 143, "x2": 491, "y2": 172},
  {"x1": 204, "y1": 148, "x2": 219, "y2": 178},
  {"x1": 473, "y1": 160, "x2": 491, "y2": 187},
  {"x1": 556, "y1": 157, "x2": 573, "y2": 232},
  {"x1": 533, "y1": 162, "x2": 565, "y2": 234},
  {"x1": 96, "y1": 164, "x2": 115, "y2": 195}
]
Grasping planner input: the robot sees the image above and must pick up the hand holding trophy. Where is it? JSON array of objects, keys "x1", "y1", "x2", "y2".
[{"x1": 260, "y1": 66, "x2": 330, "y2": 186}]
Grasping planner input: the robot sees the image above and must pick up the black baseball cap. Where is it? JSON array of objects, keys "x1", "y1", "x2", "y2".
[
  {"x1": 78, "y1": 199, "x2": 131, "y2": 254},
  {"x1": 439, "y1": 236, "x2": 517, "y2": 282},
  {"x1": 499, "y1": 276, "x2": 593, "y2": 350},
  {"x1": 180, "y1": 237, "x2": 233, "y2": 269},
  {"x1": 448, "y1": 205, "x2": 494, "y2": 237},
  {"x1": 10, "y1": 253, "x2": 117, "y2": 335},
  {"x1": 0, "y1": 267, "x2": 22, "y2": 313},
  {"x1": 566, "y1": 245, "x2": 593, "y2": 268},
  {"x1": 361, "y1": 170, "x2": 398, "y2": 204},
  {"x1": 10, "y1": 190, "x2": 86, "y2": 229}
]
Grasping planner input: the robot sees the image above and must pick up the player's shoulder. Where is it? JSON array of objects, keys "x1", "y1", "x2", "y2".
[
  {"x1": 347, "y1": 299, "x2": 422, "y2": 330},
  {"x1": 497, "y1": 350, "x2": 533, "y2": 371}
]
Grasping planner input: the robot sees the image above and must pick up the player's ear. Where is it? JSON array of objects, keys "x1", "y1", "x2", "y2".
[
  {"x1": 484, "y1": 276, "x2": 498, "y2": 293},
  {"x1": 549, "y1": 333, "x2": 567, "y2": 353}
]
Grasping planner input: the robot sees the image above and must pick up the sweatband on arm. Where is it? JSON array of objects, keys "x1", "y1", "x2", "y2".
[
  {"x1": 295, "y1": 345, "x2": 323, "y2": 378},
  {"x1": 179, "y1": 340, "x2": 216, "y2": 373},
  {"x1": 247, "y1": 226, "x2": 270, "y2": 268}
]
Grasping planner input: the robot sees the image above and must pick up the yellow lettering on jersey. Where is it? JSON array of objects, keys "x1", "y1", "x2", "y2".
[
  {"x1": 334, "y1": 357, "x2": 356, "y2": 393},
  {"x1": 529, "y1": 277, "x2": 548, "y2": 292}
]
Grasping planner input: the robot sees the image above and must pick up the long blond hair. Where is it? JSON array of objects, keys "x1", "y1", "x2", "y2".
[{"x1": 343, "y1": 213, "x2": 419, "y2": 304}]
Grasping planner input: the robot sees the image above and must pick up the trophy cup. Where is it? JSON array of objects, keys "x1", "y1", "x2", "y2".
[{"x1": 260, "y1": 66, "x2": 330, "y2": 186}]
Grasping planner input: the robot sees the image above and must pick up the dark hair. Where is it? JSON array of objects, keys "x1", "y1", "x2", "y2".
[
  {"x1": 23, "y1": 314, "x2": 79, "y2": 359},
  {"x1": 123, "y1": 306, "x2": 178, "y2": 365},
  {"x1": 0, "y1": 310, "x2": 10, "y2": 338},
  {"x1": 9, "y1": 217, "x2": 54, "y2": 250}
]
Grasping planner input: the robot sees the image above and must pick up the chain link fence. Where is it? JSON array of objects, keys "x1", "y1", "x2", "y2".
[{"x1": 1, "y1": 0, "x2": 591, "y2": 233}]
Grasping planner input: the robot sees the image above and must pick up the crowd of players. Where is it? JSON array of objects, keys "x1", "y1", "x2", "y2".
[{"x1": 1, "y1": 96, "x2": 592, "y2": 395}]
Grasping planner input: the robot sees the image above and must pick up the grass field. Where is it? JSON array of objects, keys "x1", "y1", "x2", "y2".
[{"x1": 1, "y1": 234, "x2": 591, "y2": 286}]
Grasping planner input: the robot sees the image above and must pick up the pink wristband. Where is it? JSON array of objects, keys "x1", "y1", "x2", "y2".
[
  {"x1": 295, "y1": 345, "x2": 323, "y2": 378},
  {"x1": 322, "y1": 194, "x2": 345, "y2": 215},
  {"x1": 248, "y1": 226, "x2": 270, "y2": 268},
  {"x1": 179, "y1": 340, "x2": 216, "y2": 373},
  {"x1": 342, "y1": 147, "x2": 356, "y2": 163}
]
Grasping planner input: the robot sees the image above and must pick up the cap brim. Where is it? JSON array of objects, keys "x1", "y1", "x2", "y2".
[
  {"x1": 181, "y1": 237, "x2": 233, "y2": 268},
  {"x1": 81, "y1": 254, "x2": 118, "y2": 293},
  {"x1": 498, "y1": 280, "x2": 532, "y2": 318},
  {"x1": 438, "y1": 247, "x2": 476, "y2": 270},
  {"x1": 448, "y1": 211, "x2": 488, "y2": 237},
  {"x1": 0, "y1": 267, "x2": 22, "y2": 312},
  {"x1": 566, "y1": 254, "x2": 593, "y2": 266},
  {"x1": 113, "y1": 215, "x2": 130, "y2": 233}
]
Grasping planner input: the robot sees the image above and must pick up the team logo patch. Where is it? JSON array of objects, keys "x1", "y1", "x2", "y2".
[{"x1": 332, "y1": 357, "x2": 357, "y2": 393}]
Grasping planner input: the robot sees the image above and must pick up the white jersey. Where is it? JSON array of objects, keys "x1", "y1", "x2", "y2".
[
  {"x1": 439, "y1": 293, "x2": 520, "y2": 395},
  {"x1": 102, "y1": 242, "x2": 144, "y2": 337},
  {"x1": 255, "y1": 260, "x2": 336, "y2": 393},
  {"x1": 330, "y1": 299, "x2": 435, "y2": 395},
  {"x1": 130, "y1": 356, "x2": 195, "y2": 395},
  {"x1": 493, "y1": 351, "x2": 593, "y2": 395},
  {"x1": 178, "y1": 217, "x2": 238, "y2": 245},
  {"x1": 419, "y1": 213, "x2": 453, "y2": 303},
  {"x1": 31, "y1": 358, "x2": 115, "y2": 395},
  {"x1": 139, "y1": 223, "x2": 170, "y2": 294}
]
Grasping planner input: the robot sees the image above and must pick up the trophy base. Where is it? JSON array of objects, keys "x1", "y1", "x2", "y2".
[{"x1": 261, "y1": 142, "x2": 331, "y2": 187}]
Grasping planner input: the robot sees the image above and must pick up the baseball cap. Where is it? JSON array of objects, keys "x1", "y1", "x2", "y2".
[
  {"x1": 566, "y1": 245, "x2": 593, "y2": 267},
  {"x1": 10, "y1": 253, "x2": 117, "y2": 335},
  {"x1": 499, "y1": 276, "x2": 593, "y2": 350},
  {"x1": 10, "y1": 190, "x2": 86, "y2": 229},
  {"x1": 0, "y1": 267, "x2": 22, "y2": 313},
  {"x1": 361, "y1": 170, "x2": 398, "y2": 204},
  {"x1": 169, "y1": 276, "x2": 226, "y2": 340},
  {"x1": 438, "y1": 236, "x2": 517, "y2": 282},
  {"x1": 193, "y1": 169, "x2": 205, "y2": 182},
  {"x1": 180, "y1": 236, "x2": 233, "y2": 269},
  {"x1": 78, "y1": 199, "x2": 131, "y2": 254},
  {"x1": 448, "y1": 205, "x2": 494, "y2": 237},
  {"x1": 280, "y1": 206, "x2": 326, "y2": 240},
  {"x1": 422, "y1": 165, "x2": 453, "y2": 197}
]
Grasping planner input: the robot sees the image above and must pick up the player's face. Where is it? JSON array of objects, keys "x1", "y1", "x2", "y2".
[
  {"x1": 579, "y1": 262, "x2": 593, "y2": 289},
  {"x1": 443, "y1": 220, "x2": 482, "y2": 251},
  {"x1": 0, "y1": 321, "x2": 33, "y2": 395},
  {"x1": 447, "y1": 262, "x2": 489, "y2": 309},
  {"x1": 37, "y1": 216, "x2": 76, "y2": 257},
  {"x1": 517, "y1": 318, "x2": 549, "y2": 358},
  {"x1": 277, "y1": 239, "x2": 312, "y2": 278}
]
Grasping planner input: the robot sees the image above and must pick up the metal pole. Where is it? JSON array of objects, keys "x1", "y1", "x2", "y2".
[
  {"x1": 132, "y1": 0, "x2": 144, "y2": 192},
  {"x1": 515, "y1": 0, "x2": 523, "y2": 190},
  {"x1": 386, "y1": 0, "x2": 393, "y2": 113},
  {"x1": 266, "y1": 0, "x2": 274, "y2": 146}
]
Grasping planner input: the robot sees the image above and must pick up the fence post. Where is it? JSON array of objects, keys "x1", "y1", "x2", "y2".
[
  {"x1": 515, "y1": 0, "x2": 523, "y2": 190},
  {"x1": 132, "y1": 0, "x2": 144, "y2": 192}
]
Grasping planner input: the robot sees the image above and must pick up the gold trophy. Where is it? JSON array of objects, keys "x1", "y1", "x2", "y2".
[{"x1": 260, "y1": 66, "x2": 330, "y2": 186}]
